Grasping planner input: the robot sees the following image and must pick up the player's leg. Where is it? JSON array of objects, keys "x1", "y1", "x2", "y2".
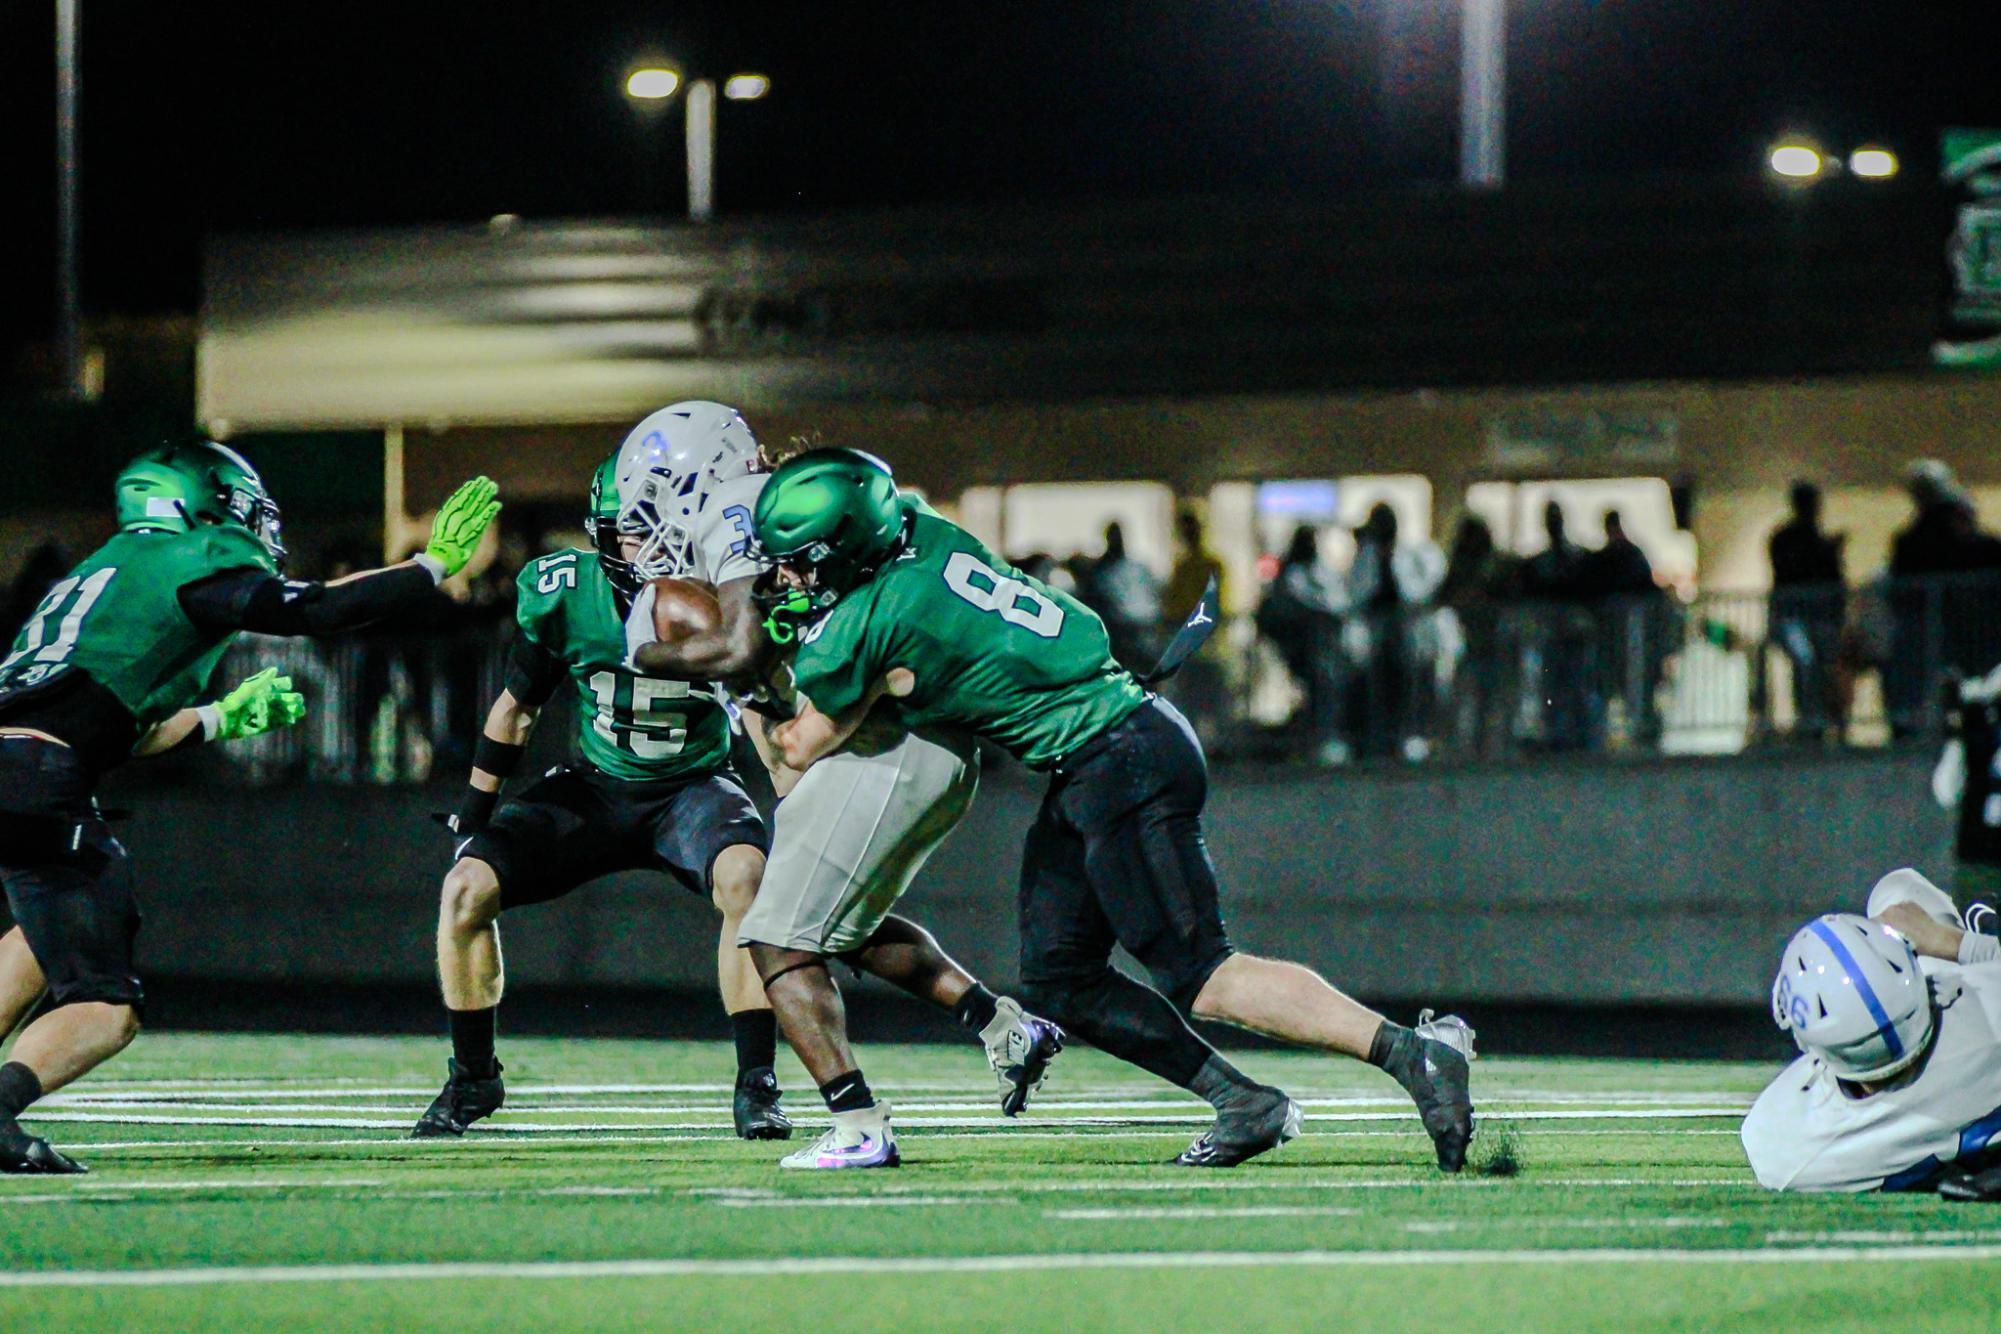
[
  {"x1": 1085, "y1": 699, "x2": 1472, "y2": 1170},
  {"x1": 1, "y1": 819, "x2": 145, "y2": 1174},
  {"x1": 707, "y1": 842, "x2": 790, "y2": 1141},
  {"x1": 415, "y1": 770, "x2": 610, "y2": 1137},
  {"x1": 653, "y1": 774, "x2": 793, "y2": 1140},
  {"x1": 743, "y1": 733, "x2": 1061, "y2": 1114},
  {"x1": 748, "y1": 941, "x2": 896, "y2": 1169},
  {"x1": 0, "y1": 926, "x2": 48, "y2": 1040},
  {"x1": 1016, "y1": 796, "x2": 1294, "y2": 1166}
]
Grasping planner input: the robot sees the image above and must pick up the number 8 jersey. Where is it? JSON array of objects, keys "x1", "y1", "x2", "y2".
[
  {"x1": 787, "y1": 497, "x2": 1145, "y2": 769},
  {"x1": 512, "y1": 550, "x2": 731, "y2": 782}
]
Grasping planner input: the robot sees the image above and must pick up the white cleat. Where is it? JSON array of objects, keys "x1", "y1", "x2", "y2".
[
  {"x1": 981, "y1": 996, "x2": 1065, "y2": 1117},
  {"x1": 778, "y1": 1101, "x2": 900, "y2": 1170}
]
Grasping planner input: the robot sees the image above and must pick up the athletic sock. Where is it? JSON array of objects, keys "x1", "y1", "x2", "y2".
[
  {"x1": 1367, "y1": 1020, "x2": 1413, "y2": 1070},
  {"x1": 448, "y1": 1007, "x2": 499, "y2": 1079},
  {"x1": 953, "y1": 984, "x2": 1000, "y2": 1034},
  {"x1": 1187, "y1": 1054, "x2": 1278, "y2": 1116},
  {"x1": 0, "y1": 1061, "x2": 42, "y2": 1118},
  {"x1": 819, "y1": 1069, "x2": 874, "y2": 1114},
  {"x1": 731, "y1": 1009, "x2": 779, "y2": 1078}
]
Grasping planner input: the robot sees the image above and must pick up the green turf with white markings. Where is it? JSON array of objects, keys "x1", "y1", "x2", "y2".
[{"x1": 3, "y1": 1035, "x2": 1995, "y2": 1331}]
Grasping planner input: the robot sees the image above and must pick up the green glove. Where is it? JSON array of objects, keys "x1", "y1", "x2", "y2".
[
  {"x1": 426, "y1": 476, "x2": 502, "y2": 578},
  {"x1": 213, "y1": 667, "x2": 308, "y2": 741}
]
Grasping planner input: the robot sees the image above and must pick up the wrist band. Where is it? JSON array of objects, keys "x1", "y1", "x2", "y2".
[
  {"x1": 472, "y1": 734, "x2": 525, "y2": 778},
  {"x1": 196, "y1": 704, "x2": 223, "y2": 742},
  {"x1": 413, "y1": 552, "x2": 448, "y2": 583}
]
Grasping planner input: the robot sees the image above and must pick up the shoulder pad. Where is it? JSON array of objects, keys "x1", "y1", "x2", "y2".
[{"x1": 199, "y1": 523, "x2": 278, "y2": 575}]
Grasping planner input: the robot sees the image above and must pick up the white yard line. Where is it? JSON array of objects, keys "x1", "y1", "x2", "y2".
[
  {"x1": 39, "y1": 1097, "x2": 1757, "y2": 1117},
  {"x1": 1047, "y1": 1206, "x2": 1363, "y2": 1220},
  {"x1": 5, "y1": 1245, "x2": 2001, "y2": 1289},
  {"x1": 26, "y1": 1108, "x2": 1749, "y2": 1132}
]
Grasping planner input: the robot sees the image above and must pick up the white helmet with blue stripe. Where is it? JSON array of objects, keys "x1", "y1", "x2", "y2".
[{"x1": 1771, "y1": 913, "x2": 1935, "y2": 1081}]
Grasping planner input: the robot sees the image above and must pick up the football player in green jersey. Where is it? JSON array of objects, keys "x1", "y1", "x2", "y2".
[
  {"x1": 0, "y1": 439, "x2": 499, "y2": 1173},
  {"x1": 753, "y1": 448, "x2": 1477, "y2": 1170},
  {"x1": 414, "y1": 444, "x2": 787, "y2": 1141}
]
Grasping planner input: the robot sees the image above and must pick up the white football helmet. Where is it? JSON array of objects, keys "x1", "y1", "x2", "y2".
[
  {"x1": 611, "y1": 401, "x2": 762, "y2": 580},
  {"x1": 1771, "y1": 913, "x2": 1935, "y2": 1081}
]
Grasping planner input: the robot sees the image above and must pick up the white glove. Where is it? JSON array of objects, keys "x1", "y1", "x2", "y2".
[{"x1": 622, "y1": 583, "x2": 659, "y2": 669}]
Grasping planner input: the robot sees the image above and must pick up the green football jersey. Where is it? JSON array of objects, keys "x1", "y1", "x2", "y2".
[
  {"x1": 516, "y1": 550, "x2": 732, "y2": 782},
  {"x1": 789, "y1": 500, "x2": 1145, "y2": 768},
  {"x1": 0, "y1": 525, "x2": 275, "y2": 727}
]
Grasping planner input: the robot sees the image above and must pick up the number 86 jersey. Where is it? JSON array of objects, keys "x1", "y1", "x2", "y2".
[
  {"x1": 513, "y1": 550, "x2": 731, "y2": 782},
  {"x1": 787, "y1": 497, "x2": 1145, "y2": 770}
]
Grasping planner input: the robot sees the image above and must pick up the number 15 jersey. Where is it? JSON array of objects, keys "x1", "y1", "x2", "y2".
[
  {"x1": 512, "y1": 550, "x2": 731, "y2": 783},
  {"x1": 788, "y1": 498, "x2": 1144, "y2": 769}
]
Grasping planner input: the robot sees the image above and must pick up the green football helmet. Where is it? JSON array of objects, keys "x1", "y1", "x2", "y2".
[
  {"x1": 750, "y1": 447, "x2": 905, "y2": 611},
  {"x1": 585, "y1": 452, "x2": 643, "y2": 596},
  {"x1": 115, "y1": 439, "x2": 286, "y2": 566}
]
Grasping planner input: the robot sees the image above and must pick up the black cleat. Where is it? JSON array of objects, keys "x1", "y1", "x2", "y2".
[
  {"x1": 1, "y1": 1113, "x2": 86, "y2": 1175},
  {"x1": 1174, "y1": 1088, "x2": 1303, "y2": 1168},
  {"x1": 1939, "y1": 1161, "x2": 2001, "y2": 1202},
  {"x1": 1382, "y1": 1010, "x2": 1477, "y2": 1173},
  {"x1": 411, "y1": 1058, "x2": 505, "y2": 1138},
  {"x1": 732, "y1": 1067, "x2": 794, "y2": 1141}
]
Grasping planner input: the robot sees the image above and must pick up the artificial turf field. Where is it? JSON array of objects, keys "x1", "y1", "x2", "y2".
[{"x1": 4, "y1": 1034, "x2": 2000, "y2": 1331}]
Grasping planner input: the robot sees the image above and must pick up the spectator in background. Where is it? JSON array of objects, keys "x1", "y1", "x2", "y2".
[
  {"x1": 1081, "y1": 521, "x2": 1161, "y2": 672},
  {"x1": 1522, "y1": 500, "x2": 1597, "y2": 751},
  {"x1": 1768, "y1": 481, "x2": 1846, "y2": 741},
  {"x1": 1889, "y1": 461, "x2": 1980, "y2": 735},
  {"x1": 1161, "y1": 509, "x2": 1228, "y2": 745},
  {"x1": 1583, "y1": 509, "x2": 1666, "y2": 746},
  {"x1": 1344, "y1": 503, "x2": 1444, "y2": 761},
  {"x1": 1437, "y1": 515, "x2": 1515, "y2": 758},
  {"x1": 1255, "y1": 524, "x2": 1347, "y2": 764},
  {"x1": 4, "y1": 542, "x2": 72, "y2": 639}
]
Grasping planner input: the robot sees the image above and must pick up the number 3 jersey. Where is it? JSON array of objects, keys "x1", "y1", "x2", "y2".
[
  {"x1": 788, "y1": 498, "x2": 1144, "y2": 769},
  {"x1": 511, "y1": 550, "x2": 731, "y2": 783}
]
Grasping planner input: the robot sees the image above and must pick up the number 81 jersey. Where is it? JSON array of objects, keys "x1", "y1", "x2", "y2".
[
  {"x1": 516, "y1": 550, "x2": 731, "y2": 782},
  {"x1": 787, "y1": 497, "x2": 1145, "y2": 769}
]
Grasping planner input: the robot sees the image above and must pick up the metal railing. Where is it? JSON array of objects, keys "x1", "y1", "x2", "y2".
[{"x1": 168, "y1": 570, "x2": 2001, "y2": 785}]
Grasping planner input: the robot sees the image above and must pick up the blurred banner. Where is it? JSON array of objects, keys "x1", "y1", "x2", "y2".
[{"x1": 1937, "y1": 128, "x2": 2001, "y2": 369}]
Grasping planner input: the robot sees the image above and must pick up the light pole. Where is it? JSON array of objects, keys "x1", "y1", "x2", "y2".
[
  {"x1": 56, "y1": 0, "x2": 83, "y2": 398},
  {"x1": 624, "y1": 64, "x2": 769, "y2": 223},
  {"x1": 1458, "y1": 0, "x2": 1505, "y2": 189}
]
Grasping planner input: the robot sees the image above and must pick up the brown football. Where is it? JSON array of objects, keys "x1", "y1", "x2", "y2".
[{"x1": 648, "y1": 577, "x2": 723, "y2": 643}]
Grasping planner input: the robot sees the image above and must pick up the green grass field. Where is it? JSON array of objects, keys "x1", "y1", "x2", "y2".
[{"x1": 4, "y1": 1033, "x2": 1998, "y2": 1331}]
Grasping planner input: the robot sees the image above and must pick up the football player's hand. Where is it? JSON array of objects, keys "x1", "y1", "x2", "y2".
[
  {"x1": 426, "y1": 477, "x2": 502, "y2": 577},
  {"x1": 214, "y1": 667, "x2": 307, "y2": 741}
]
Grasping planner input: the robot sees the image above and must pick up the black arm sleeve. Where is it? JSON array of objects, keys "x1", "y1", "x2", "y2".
[
  {"x1": 501, "y1": 630, "x2": 564, "y2": 708},
  {"x1": 179, "y1": 565, "x2": 439, "y2": 637}
]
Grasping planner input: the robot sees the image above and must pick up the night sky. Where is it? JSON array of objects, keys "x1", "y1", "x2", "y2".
[{"x1": 2, "y1": 1, "x2": 1993, "y2": 346}]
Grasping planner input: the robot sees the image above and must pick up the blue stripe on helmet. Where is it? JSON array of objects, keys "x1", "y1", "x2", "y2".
[{"x1": 1806, "y1": 918, "x2": 1905, "y2": 1061}]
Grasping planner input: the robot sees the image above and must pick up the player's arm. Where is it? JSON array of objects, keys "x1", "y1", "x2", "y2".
[
  {"x1": 130, "y1": 668, "x2": 306, "y2": 758},
  {"x1": 739, "y1": 703, "x2": 807, "y2": 797},
  {"x1": 1876, "y1": 902, "x2": 2000, "y2": 966},
  {"x1": 447, "y1": 631, "x2": 560, "y2": 839},
  {"x1": 772, "y1": 668, "x2": 915, "y2": 770},
  {"x1": 627, "y1": 575, "x2": 769, "y2": 680},
  {"x1": 179, "y1": 478, "x2": 500, "y2": 637}
]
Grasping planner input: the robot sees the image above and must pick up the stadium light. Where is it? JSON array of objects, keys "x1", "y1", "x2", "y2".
[
  {"x1": 625, "y1": 67, "x2": 681, "y2": 100},
  {"x1": 1768, "y1": 144, "x2": 1825, "y2": 180},
  {"x1": 622, "y1": 62, "x2": 771, "y2": 222},
  {"x1": 1849, "y1": 147, "x2": 1899, "y2": 180}
]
